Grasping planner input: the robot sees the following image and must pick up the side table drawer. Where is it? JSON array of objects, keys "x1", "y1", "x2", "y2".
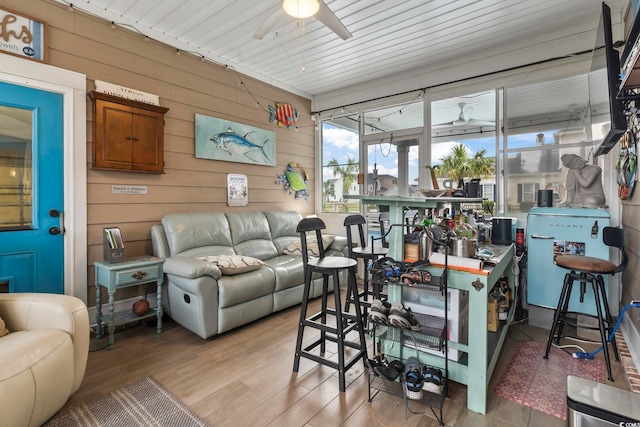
[{"x1": 115, "y1": 265, "x2": 162, "y2": 286}]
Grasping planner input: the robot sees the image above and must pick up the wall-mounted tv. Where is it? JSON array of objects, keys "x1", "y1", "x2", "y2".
[{"x1": 592, "y1": 2, "x2": 627, "y2": 157}]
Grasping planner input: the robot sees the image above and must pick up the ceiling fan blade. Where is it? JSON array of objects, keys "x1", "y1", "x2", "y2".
[
  {"x1": 253, "y1": 8, "x2": 285, "y2": 39},
  {"x1": 316, "y1": 1, "x2": 352, "y2": 40},
  {"x1": 467, "y1": 119, "x2": 495, "y2": 127},
  {"x1": 432, "y1": 121, "x2": 457, "y2": 129}
]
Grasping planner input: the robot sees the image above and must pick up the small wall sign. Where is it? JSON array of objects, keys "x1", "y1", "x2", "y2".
[
  {"x1": 95, "y1": 80, "x2": 160, "y2": 106},
  {"x1": 111, "y1": 185, "x2": 148, "y2": 195},
  {"x1": 0, "y1": 7, "x2": 47, "y2": 63},
  {"x1": 227, "y1": 174, "x2": 248, "y2": 206}
]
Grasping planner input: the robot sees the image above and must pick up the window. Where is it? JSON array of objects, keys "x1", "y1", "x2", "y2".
[
  {"x1": 0, "y1": 106, "x2": 32, "y2": 229},
  {"x1": 317, "y1": 63, "x2": 604, "y2": 219},
  {"x1": 504, "y1": 73, "x2": 596, "y2": 216},
  {"x1": 321, "y1": 118, "x2": 360, "y2": 213}
]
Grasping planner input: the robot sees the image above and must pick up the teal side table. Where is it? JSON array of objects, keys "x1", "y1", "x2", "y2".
[{"x1": 94, "y1": 256, "x2": 165, "y2": 349}]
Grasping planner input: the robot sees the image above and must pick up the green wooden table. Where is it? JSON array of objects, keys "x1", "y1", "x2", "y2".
[{"x1": 347, "y1": 194, "x2": 514, "y2": 414}]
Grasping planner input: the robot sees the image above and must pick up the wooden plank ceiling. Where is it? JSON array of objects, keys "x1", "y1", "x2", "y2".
[{"x1": 56, "y1": 0, "x2": 628, "y2": 101}]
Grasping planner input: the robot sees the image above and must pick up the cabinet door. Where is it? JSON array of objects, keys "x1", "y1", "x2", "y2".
[
  {"x1": 91, "y1": 92, "x2": 168, "y2": 173},
  {"x1": 95, "y1": 100, "x2": 135, "y2": 171},
  {"x1": 131, "y1": 107, "x2": 164, "y2": 173}
]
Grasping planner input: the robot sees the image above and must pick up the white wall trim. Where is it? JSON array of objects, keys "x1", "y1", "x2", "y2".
[{"x1": 0, "y1": 55, "x2": 88, "y2": 303}]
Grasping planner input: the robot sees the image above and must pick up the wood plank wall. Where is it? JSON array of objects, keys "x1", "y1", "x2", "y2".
[{"x1": 6, "y1": 0, "x2": 316, "y2": 305}]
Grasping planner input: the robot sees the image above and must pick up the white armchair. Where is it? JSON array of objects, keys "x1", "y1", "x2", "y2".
[{"x1": 0, "y1": 293, "x2": 90, "y2": 427}]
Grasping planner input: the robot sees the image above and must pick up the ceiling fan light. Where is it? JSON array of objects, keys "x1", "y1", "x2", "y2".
[{"x1": 282, "y1": 0, "x2": 319, "y2": 19}]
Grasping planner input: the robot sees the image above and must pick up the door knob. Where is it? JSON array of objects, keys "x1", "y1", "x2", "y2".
[{"x1": 48, "y1": 209, "x2": 65, "y2": 234}]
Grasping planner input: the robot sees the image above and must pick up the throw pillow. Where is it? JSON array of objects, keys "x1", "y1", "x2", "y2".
[
  {"x1": 0, "y1": 315, "x2": 9, "y2": 337},
  {"x1": 283, "y1": 234, "x2": 335, "y2": 257},
  {"x1": 198, "y1": 254, "x2": 265, "y2": 275}
]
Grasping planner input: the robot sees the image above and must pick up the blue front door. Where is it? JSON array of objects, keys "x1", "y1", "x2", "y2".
[{"x1": 0, "y1": 81, "x2": 64, "y2": 293}]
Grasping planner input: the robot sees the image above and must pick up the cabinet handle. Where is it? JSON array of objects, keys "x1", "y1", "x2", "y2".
[
  {"x1": 133, "y1": 137, "x2": 139, "y2": 141},
  {"x1": 126, "y1": 136, "x2": 132, "y2": 140},
  {"x1": 132, "y1": 271, "x2": 148, "y2": 280}
]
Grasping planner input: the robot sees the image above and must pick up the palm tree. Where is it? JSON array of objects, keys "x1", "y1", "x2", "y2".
[
  {"x1": 435, "y1": 143, "x2": 494, "y2": 186},
  {"x1": 323, "y1": 180, "x2": 335, "y2": 201},
  {"x1": 327, "y1": 157, "x2": 358, "y2": 196}
]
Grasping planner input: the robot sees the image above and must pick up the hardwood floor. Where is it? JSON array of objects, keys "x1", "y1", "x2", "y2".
[{"x1": 61, "y1": 292, "x2": 629, "y2": 427}]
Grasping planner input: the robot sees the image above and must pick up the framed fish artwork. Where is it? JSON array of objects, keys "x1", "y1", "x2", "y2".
[{"x1": 195, "y1": 113, "x2": 276, "y2": 166}]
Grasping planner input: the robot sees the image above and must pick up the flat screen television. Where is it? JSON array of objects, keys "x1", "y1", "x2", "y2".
[{"x1": 593, "y1": 2, "x2": 627, "y2": 157}]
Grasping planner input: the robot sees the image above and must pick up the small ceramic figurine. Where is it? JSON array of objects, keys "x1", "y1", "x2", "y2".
[{"x1": 561, "y1": 154, "x2": 608, "y2": 208}]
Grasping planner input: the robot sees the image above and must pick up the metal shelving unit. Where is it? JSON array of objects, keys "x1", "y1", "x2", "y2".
[{"x1": 366, "y1": 262, "x2": 449, "y2": 425}]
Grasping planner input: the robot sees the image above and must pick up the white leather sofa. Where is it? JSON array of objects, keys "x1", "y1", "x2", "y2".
[
  {"x1": 151, "y1": 211, "x2": 348, "y2": 339},
  {"x1": 0, "y1": 293, "x2": 90, "y2": 427}
]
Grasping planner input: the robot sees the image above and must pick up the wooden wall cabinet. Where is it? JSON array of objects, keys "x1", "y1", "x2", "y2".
[{"x1": 90, "y1": 91, "x2": 169, "y2": 173}]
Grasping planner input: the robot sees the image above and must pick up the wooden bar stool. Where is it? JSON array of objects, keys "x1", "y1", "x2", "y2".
[
  {"x1": 544, "y1": 226, "x2": 627, "y2": 381},
  {"x1": 344, "y1": 214, "x2": 389, "y2": 319},
  {"x1": 292, "y1": 217, "x2": 367, "y2": 392}
]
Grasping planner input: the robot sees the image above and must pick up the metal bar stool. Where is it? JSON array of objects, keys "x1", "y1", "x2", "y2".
[
  {"x1": 544, "y1": 226, "x2": 627, "y2": 381},
  {"x1": 292, "y1": 217, "x2": 367, "y2": 392}
]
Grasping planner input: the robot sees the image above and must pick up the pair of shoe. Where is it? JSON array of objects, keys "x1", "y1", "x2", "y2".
[
  {"x1": 389, "y1": 303, "x2": 421, "y2": 331},
  {"x1": 368, "y1": 299, "x2": 391, "y2": 324},
  {"x1": 368, "y1": 300, "x2": 421, "y2": 331},
  {"x1": 369, "y1": 354, "x2": 405, "y2": 381},
  {"x1": 404, "y1": 357, "x2": 443, "y2": 399}
]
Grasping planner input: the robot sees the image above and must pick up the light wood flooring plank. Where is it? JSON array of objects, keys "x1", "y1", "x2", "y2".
[{"x1": 57, "y1": 289, "x2": 629, "y2": 427}]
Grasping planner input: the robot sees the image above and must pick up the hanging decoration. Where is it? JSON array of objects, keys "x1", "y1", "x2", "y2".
[
  {"x1": 616, "y1": 130, "x2": 637, "y2": 200},
  {"x1": 276, "y1": 162, "x2": 309, "y2": 201},
  {"x1": 269, "y1": 102, "x2": 299, "y2": 129}
]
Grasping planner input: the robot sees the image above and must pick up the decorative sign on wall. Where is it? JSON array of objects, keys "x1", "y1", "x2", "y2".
[
  {"x1": 0, "y1": 7, "x2": 47, "y2": 62},
  {"x1": 269, "y1": 102, "x2": 298, "y2": 129},
  {"x1": 195, "y1": 114, "x2": 276, "y2": 167},
  {"x1": 94, "y1": 80, "x2": 160, "y2": 106},
  {"x1": 227, "y1": 174, "x2": 248, "y2": 206},
  {"x1": 111, "y1": 185, "x2": 148, "y2": 195},
  {"x1": 276, "y1": 162, "x2": 310, "y2": 201}
]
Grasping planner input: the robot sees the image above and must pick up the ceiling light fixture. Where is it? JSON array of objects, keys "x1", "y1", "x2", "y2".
[{"x1": 282, "y1": 0, "x2": 319, "y2": 19}]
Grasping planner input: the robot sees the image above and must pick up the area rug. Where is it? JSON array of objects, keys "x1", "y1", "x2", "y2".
[
  {"x1": 493, "y1": 340, "x2": 606, "y2": 420},
  {"x1": 44, "y1": 377, "x2": 209, "y2": 427}
]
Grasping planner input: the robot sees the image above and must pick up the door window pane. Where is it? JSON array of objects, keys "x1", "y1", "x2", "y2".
[{"x1": 0, "y1": 106, "x2": 32, "y2": 229}]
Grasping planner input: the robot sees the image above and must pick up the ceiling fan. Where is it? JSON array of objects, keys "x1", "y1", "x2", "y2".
[
  {"x1": 433, "y1": 102, "x2": 495, "y2": 128},
  {"x1": 253, "y1": 0, "x2": 352, "y2": 40}
]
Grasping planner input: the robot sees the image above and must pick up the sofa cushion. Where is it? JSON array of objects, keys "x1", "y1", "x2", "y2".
[
  {"x1": 162, "y1": 212, "x2": 234, "y2": 257},
  {"x1": 264, "y1": 211, "x2": 302, "y2": 253},
  {"x1": 282, "y1": 235, "x2": 335, "y2": 257},
  {"x1": 199, "y1": 254, "x2": 265, "y2": 275},
  {"x1": 226, "y1": 212, "x2": 278, "y2": 260},
  {"x1": 217, "y1": 268, "x2": 276, "y2": 308},
  {"x1": 0, "y1": 329, "x2": 75, "y2": 427},
  {"x1": 263, "y1": 255, "x2": 305, "y2": 291}
]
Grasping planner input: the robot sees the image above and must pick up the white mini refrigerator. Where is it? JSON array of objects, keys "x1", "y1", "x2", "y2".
[{"x1": 526, "y1": 207, "x2": 612, "y2": 329}]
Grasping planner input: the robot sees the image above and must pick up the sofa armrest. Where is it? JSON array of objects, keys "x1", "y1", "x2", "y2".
[
  {"x1": 0, "y1": 293, "x2": 89, "y2": 394},
  {"x1": 164, "y1": 256, "x2": 223, "y2": 280}
]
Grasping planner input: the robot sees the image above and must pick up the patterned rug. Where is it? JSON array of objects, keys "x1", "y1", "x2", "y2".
[
  {"x1": 493, "y1": 340, "x2": 606, "y2": 420},
  {"x1": 45, "y1": 377, "x2": 209, "y2": 427}
]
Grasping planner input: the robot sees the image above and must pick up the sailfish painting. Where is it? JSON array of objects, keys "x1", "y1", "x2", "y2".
[{"x1": 195, "y1": 113, "x2": 276, "y2": 166}]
